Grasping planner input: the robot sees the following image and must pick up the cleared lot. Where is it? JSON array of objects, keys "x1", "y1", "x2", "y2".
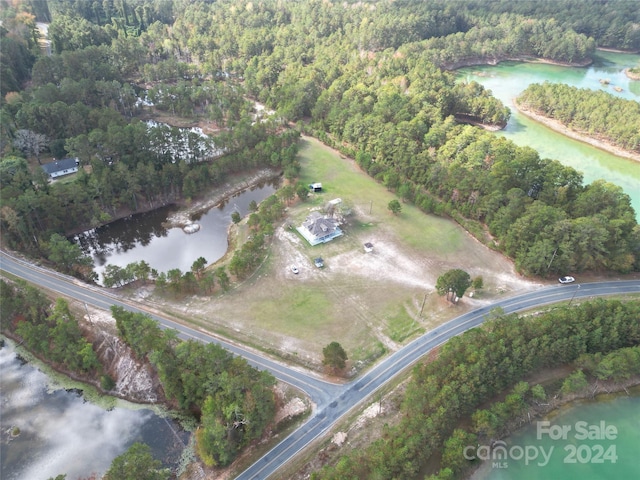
[{"x1": 149, "y1": 137, "x2": 537, "y2": 371}]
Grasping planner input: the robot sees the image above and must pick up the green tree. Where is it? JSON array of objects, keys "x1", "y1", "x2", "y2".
[
  {"x1": 322, "y1": 341, "x2": 348, "y2": 372},
  {"x1": 531, "y1": 384, "x2": 546, "y2": 402},
  {"x1": 191, "y1": 256, "x2": 208, "y2": 279},
  {"x1": 436, "y1": 269, "x2": 472, "y2": 301},
  {"x1": 387, "y1": 199, "x2": 402, "y2": 215},
  {"x1": 46, "y1": 233, "x2": 94, "y2": 276},
  {"x1": 103, "y1": 442, "x2": 169, "y2": 480},
  {"x1": 231, "y1": 211, "x2": 241, "y2": 224},
  {"x1": 296, "y1": 182, "x2": 309, "y2": 201},
  {"x1": 561, "y1": 370, "x2": 588, "y2": 396},
  {"x1": 279, "y1": 184, "x2": 296, "y2": 205},
  {"x1": 216, "y1": 266, "x2": 230, "y2": 291},
  {"x1": 441, "y1": 429, "x2": 477, "y2": 475}
]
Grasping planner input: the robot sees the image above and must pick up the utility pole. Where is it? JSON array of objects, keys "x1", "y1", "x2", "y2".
[
  {"x1": 568, "y1": 284, "x2": 581, "y2": 306},
  {"x1": 419, "y1": 292, "x2": 428, "y2": 318},
  {"x1": 84, "y1": 302, "x2": 93, "y2": 325},
  {"x1": 546, "y1": 247, "x2": 558, "y2": 272}
]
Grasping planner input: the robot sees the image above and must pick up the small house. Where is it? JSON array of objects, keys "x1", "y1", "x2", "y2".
[
  {"x1": 309, "y1": 182, "x2": 323, "y2": 192},
  {"x1": 41, "y1": 157, "x2": 79, "y2": 179},
  {"x1": 297, "y1": 211, "x2": 343, "y2": 246},
  {"x1": 364, "y1": 242, "x2": 374, "y2": 253}
]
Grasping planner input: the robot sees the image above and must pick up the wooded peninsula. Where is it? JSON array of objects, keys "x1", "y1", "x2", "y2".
[{"x1": 2, "y1": 1, "x2": 640, "y2": 479}]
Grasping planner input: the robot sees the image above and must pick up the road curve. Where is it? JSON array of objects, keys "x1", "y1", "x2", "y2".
[
  {"x1": 2, "y1": 251, "x2": 639, "y2": 479},
  {"x1": 0, "y1": 251, "x2": 341, "y2": 407}
]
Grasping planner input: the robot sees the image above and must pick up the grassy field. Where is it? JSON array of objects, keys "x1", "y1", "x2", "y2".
[
  {"x1": 151, "y1": 136, "x2": 536, "y2": 371},
  {"x1": 296, "y1": 137, "x2": 466, "y2": 256}
]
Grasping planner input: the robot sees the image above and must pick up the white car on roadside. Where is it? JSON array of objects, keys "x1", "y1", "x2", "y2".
[{"x1": 558, "y1": 276, "x2": 575, "y2": 284}]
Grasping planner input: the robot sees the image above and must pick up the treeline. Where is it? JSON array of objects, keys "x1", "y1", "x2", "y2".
[
  {"x1": 229, "y1": 193, "x2": 287, "y2": 279},
  {"x1": 0, "y1": 128, "x2": 299, "y2": 259},
  {"x1": 346, "y1": 125, "x2": 638, "y2": 275},
  {"x1": 111, "y1": 306, "x2": 276, "y2": 467},
  {"x1": 408, "y1": 14, "x2": 595, "y2": 67},
  {"x1": 312, "y1": 298, "x2": 640, "y2": 479},
  {"x1": 0, "y1": 280, "x2": 103, "y2": 379},
  {"x1": 142, "y1": 0, "x2": 639, "y2": 275},
  {"x1": 473, "y1": 0, "x2": 640, "y2": 51},
  {"x1": 517, "y1": 82, "x2": 640, "y2": 154}
]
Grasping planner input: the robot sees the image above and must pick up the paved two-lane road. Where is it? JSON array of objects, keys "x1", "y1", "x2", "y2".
[{"x1": 2, "y1": 251, "x2": 639, "y2": 479}]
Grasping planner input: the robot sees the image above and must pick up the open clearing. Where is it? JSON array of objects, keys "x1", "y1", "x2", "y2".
[{"x1": 147, "y1": 136, "x2": 539, "y2": 372}]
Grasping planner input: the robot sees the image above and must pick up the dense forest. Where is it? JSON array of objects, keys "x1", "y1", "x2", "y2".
[
  {"x1": 2, "y1": 0, "x2": 640, "y2": 475},
  {"x1": 312, "y1": 299, "x2": 640, "y2": 479},
  {"x1": 2, "y1": 0, "x2": 639, "y2": 280},
  {"x1": 0, "y1": 279, "x2": 103, "y2": 376},
  {"x1": 517, "y1": 82, "x2": 640, "y2": 153},
  {"x1": 111, "y1": 306, "x2": 276, "y2": 467}
]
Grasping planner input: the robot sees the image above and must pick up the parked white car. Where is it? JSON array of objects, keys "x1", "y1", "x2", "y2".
[{"x1": 558, "y1": 276, "x2": 575, "y2": 284}]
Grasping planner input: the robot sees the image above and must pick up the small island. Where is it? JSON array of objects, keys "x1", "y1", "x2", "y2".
[{"x1": 625, "y1": 66, "x2": 640, "y2": 81}]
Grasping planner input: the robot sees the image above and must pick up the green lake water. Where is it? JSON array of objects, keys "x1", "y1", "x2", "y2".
[
  {"x1": 456, "y1": 51, "x2": 640, "y2": 218},
  {"x1": 472, "y1": 392, "x2": 640, "y2": 480},
  {"x1": 457, "y1": 52, "x2": 640, "y2": 480}
]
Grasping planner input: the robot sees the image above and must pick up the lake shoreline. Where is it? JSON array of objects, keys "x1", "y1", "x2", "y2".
[
  {"x1": 466, "y1": 375, "x2": 640, "y2": 479},
  {"x1": 64, "y1": 168, "x2": 282, "y2": 237},
  {"x1": 163, "y1": 167, "x2": 281, "y2": 229},
  {"x1": 512, "y1": 101, "x2": 640, "y2": 164},
  {"x1": 443, "y1": 54, "x2": 592, "y2": 71}
]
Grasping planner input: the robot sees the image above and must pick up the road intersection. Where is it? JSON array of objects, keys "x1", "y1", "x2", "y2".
[{"x1": 2, "y1": 251, "x2": 639, "y2": 479}]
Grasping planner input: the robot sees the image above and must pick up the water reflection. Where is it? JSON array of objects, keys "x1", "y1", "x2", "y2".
[
  {"x1": 74, "y1": 180, "x2": 279, "y2": 283},
  {"x1": 0, "y1": 339, "x2": 187, "y2": 480}
]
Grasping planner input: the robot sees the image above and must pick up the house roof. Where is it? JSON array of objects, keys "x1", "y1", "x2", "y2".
[
  {"x1": 297, "y1": 212, "x2": 344, "y2": 246},
  {"x1": 302, "y1": 214, "x2": 339, "y2": 239},
  {"x1": 41, "y1": 157, "x2": 78, "y2": 175}
]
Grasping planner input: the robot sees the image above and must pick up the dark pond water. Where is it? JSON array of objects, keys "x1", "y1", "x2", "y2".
[
  {"x1": 74, "y1": 180, "x2": 279, "y2": 283},
  {"x1": 0, "y1": 339, "x2": 188, "y2": 480}
]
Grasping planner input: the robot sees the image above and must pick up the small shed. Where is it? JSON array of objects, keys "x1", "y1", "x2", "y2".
[
  {"x1": 309, "y1": 182, "x2": 323, "y2": 192},
  {"x1": 364, "y1": 242, "x2": 374, "y2": 253},
  {"x1": 314, "y1": 257, "x2": 324, "y2": 268}
]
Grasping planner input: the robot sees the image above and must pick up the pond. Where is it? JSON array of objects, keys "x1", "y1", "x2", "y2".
[
  {"x1": 74, "y1": 179, "x2": 279, "y2": 283},
  {"x1": 456, "y1": 50, "x2": 640, "y2": 218},
  {"x1": 0, "y1": 339, "x2": 188, "y2": 480}
]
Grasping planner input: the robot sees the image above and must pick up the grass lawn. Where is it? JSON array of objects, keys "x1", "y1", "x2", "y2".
[
  {"x1": 156, "y1": 136, "x2": 535, "y2": 371},
  {"x1": 296, "y1": 137, "x2": 466, "y2": 256}
]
